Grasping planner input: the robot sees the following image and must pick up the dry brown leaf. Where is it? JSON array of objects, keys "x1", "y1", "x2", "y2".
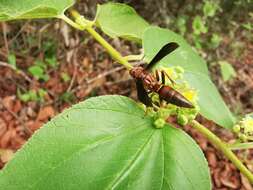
[
  {"x1": 0, "y1": 149, "x2": 14, "y2": 163},
  {"x1": 37, "y1": 106, "x2": 55, "y2": 121},
  {"x1": 2, "y1": 96, "x2": 14, "y2": 111}
]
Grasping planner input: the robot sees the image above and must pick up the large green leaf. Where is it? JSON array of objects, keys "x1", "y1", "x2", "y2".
[
  {"x1": 0, "y1": 0, "x2": 75, "y2": 21},
  {"x1": 95, "y1": 3, "x2": 149, "y2": 42},
  {"x1": 143, "y1": 26, "x2": 235, "y2": 129},
  {"x1": 0, "y1": 95, "x2": 211, "y2": 190}
]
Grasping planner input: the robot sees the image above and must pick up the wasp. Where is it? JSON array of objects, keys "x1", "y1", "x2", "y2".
[{"x1": 129, "y1": 42, "x2": 194, "y2": 108}]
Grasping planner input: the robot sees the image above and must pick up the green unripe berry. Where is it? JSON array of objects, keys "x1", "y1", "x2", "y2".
[
  {"x1": 239, "y1": 134, "x2": 248, "y2": 142},
  {"x1": 232, "y1": 125, "x2": 241, "y2": 134},
  {"x1": 188, "y1": 114, "x2": 196, "y2": 121},
  {"x1": 177, "y1": 114, "x2": 188, "y2": 126},
  {"x1": 154, "y1": 118, "x2": 165, "y2": 129}
]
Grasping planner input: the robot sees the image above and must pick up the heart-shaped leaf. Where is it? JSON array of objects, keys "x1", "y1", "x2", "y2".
[
  {"x1": 143, "y1": 26, "x2": 235, "y2": 129},
  {"x1": 0, "y1": 0, "x2": 75, "y2": 21},
  {"x1": 0, "y1": 95, "x2": 211, "y2": 190},
  {"x1": 95, "y1": 3, "x2": 149, "y2": 42}
]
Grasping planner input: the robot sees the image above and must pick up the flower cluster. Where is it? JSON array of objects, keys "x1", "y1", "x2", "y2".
[
  {"x1": 233, "y1": 113, "x2": 253, "y2": 142},
  {"x1": 144, "y1": 66, "x2": 199, "y2": 128}
]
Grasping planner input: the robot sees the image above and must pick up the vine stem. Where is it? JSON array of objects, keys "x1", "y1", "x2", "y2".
[
  {"x1": 61, "y1": 9, "x2": 253, "y2": 183},
  {"x1": 62, "y1": 10, "x2": 133, "y2": 70},
  {"x1": 191, "y1": 120, "x2": 253, "y2": 183}
]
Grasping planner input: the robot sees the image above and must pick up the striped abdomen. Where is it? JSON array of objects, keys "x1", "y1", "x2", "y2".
[{"x1": 158, "y1": 86, "x2": 194, "y2": 108}]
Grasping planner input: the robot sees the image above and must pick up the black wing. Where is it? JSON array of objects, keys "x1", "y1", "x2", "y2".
[
  {"x1": 136, "y1": 79, "x2": 152, "y2": 106},
  {"x1": 146, "y1": 42, "x2": 179, "y2": 71}
]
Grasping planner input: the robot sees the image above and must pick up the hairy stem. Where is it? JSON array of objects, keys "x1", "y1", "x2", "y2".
[
  {"x1": 59, "y1": 14, "x2": 84, "y2": 30},
  {"x1": 69, "y1": 10, "x2": 133, "y2": 70},
  {"x1": 191, "y1": 120, "x2": 253, "y2": 183}
]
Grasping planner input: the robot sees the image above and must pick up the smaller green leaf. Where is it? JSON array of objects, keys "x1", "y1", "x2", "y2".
[
  {"x1": 192, "y1": 16, "x2": 207, "y2": 35},
  {"x1": 219, "y1": 61, "x2": 237, "y2": 81},
  {"x1": 17, "y1": 89, "x2": 31, "y2": 102},
  {"x1": 38, "y1": 89, "x2": 47, "y2": 99},
  {"x1": 95, "y1": 3, "x2": 149, "y2": 42},
  {"x1": 203, "y1": 1, "x2": 219, "y2": 17},
  {"x1": 7, "y1": 53, "x2": 16, "y2": 69},
  {"x1": 0, "y1": 0, "x2": 75, "y2": 21},
  {"x1": 29, "y1": 90, "x2": 38, "y2": 101},
  {"x1": 175, "y1": 16, "x2": 188, "y2": 35},
  {"x1": 61, "y1": 72, "x2": 71, "y2": 82},
  {"x1": 46, "y1": 57, "x2": 58, "y2": 68},
  {"x1": 60, "y1": 92, "x2": 76, "y2": 103},
  {"x1": 242, "y1": 23, "x2": 253, "y2": 31},
  {"x1": 210, "y1": 33, "x2": 222, "y2": 49},
  {"x1": 28, "y1": 65, "x2": 49, "y2": 81}
]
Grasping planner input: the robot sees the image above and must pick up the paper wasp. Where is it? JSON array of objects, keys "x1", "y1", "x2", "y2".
[{"x1": 129, "y1": 42, "x2": 194, "y2": 108}]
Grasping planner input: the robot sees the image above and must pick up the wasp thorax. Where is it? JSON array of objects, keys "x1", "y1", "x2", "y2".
[{"x1": 129, "y1": 66, "x2": 145, "y2": 79}]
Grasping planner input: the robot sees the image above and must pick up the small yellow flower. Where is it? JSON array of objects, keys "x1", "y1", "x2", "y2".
[
  {"x1": 182, "y1": 90, "x2": 198, "y2": 103},
  {"x1": 242, "y1": 117, "x2": 253, "y2": 133}
]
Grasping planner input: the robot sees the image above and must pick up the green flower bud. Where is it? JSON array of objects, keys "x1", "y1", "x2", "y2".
[
  {"x1": 239, "y1": 134, "x2": 248, "y2": 142},
  {"x1": 177, "y1": 114, "x2": 188, "y2": 126},
  {"x1": 154, "y1": 118, "x2": 166, "y2": 129},
  {"x1": 188, "y1": 114, "x2": 197, "y2": 121},
  {"x1": 232, "y1": 125, "x2": 241, "y2": 134}
]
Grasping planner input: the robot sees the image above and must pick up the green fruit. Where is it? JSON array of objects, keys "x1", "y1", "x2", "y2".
[
  {"x1": 232, "y1": 125, "x2": 241, "y2": 134},
  {"x1": 154, "y1": 118, "x2": 165, "y2": 129},
  {"x1": 239, "y1": 134, "x2": 248, "y2": 142}
]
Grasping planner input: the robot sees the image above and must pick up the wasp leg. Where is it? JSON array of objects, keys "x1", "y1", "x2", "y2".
[
  {"x1": 162, "y1": 70, "x2": 175, "y2": 85},
  {"x1": 136, "y1": 82, "x2": 152, "y2": 106},
  {"x1": 155, "y1": 70, "x2": 160, "y2": 82},
  {"x1": 161, "y1": 70, "x2": 166, "y2": 85}
]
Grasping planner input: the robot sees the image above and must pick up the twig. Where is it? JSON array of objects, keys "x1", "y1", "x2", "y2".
[
  {"x1": 71, "y1": 66, "x2": 125, "y2": 93},
  {"x1": 0, "y1": 61, "x2": 33, "y2": 83},
  {"x1": 8, "y1": 21, "x2": 30, "y2": 45},
  {"x1": 2, "y1": 22, "x2": 9, "y2": 55},
  {"x1": 67, "y1": 50, "x2": 78, "y2": 92},
  {"x1": 87, "y1": 66, "x2": 125, "y2": 84}
]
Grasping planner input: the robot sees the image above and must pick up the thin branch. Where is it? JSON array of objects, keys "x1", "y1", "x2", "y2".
[
  {"x1": 67, "y1": 50, "x2": 78, "y2": 92},
  {"x1": 0, "y1": 61, "x2": 33, "y2": 83},
  {"x1": 72, "y1": 66, "x2": 125, "y2": 93},
  {"x1": 87, "y1": 66, "x2": 125, "y2": 84},
  {"x1": 2, "y1": 22, "x2": 9, "y2": 55}
]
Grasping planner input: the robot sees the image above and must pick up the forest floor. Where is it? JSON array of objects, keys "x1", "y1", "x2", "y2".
[{"x1": 0, "y1": 0, "x2": 253, "y2": 189}]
